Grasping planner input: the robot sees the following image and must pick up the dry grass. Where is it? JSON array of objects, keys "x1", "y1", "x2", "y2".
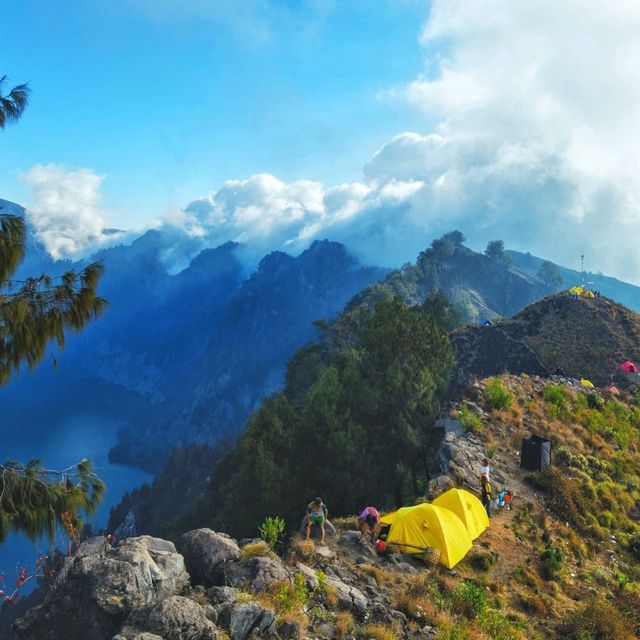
[
  {"x1": 358, "y1": 622, "x2": 400, "y2": 640},
  {"x1": 355, "y1": 563, "x2": 393, "y2": 586},
  {"x1": 392, "y1": 591, "x2": 444, "y2": 625},
  {"x1": 240, "y1": 540, "x2": 272, "y2": 559},
  {"x1": 287, "y1": 537, "x2": 317, "y2": 564},
  {"x1": 334, "y1": 612, "x2": 356, "y2": 639},
  {"x1": 276, "y1": 611, "x2": 309, "y2": 637}
]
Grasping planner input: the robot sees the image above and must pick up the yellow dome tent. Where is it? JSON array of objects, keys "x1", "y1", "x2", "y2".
[
  {"x1": 380, "y1": 511, "x2": 397, "y2": 526},
  {"x1": 432, "y1": 488, "x2": 489, "y2": 540},
  {"x1": 568, "y1": 286, "x2": 584, "y2": 296},
  {"x1": 580, "y1": 378, "x2": 595, "y2": 388},
  {"x1": 582, "y1": 290, "x2": 596, "y2": 298},
  {"x1": 385, "y1": 503, "x2": 473, "y2": 569}
]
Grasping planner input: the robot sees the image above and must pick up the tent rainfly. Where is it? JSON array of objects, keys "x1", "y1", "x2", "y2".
[
  {"x1": 618, "y1": 360, "x2": 638, "y2": 374},
  {"x1": 568, "y1": 286, "x2": 584, "y2": 296},
  {"x1": 580, "y1": 378, "x2": 595, "y2": 388},
  {"x1": 520, "y1": 434, "x2": 551, "y2": 472},
  {"x1": 385, "y1": 503, "x2": 473, "y2": 569},
  {"x1": 432, "y1": 488, "x2": 489, "y2": 540}
]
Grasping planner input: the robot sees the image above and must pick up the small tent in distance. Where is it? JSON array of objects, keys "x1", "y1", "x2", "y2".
[
  {"x1": 432, "y1": 488, "x2": 489, "y2": 540},
  {"x1": 385, "y1": 503, "x2": 473, "y2": 569},
  {"x1": 618, "y1": 360, "x2": 638, "y2": 374},
  {"x1": 521, "y1": 434, "x2": 551, "y2": 472}
]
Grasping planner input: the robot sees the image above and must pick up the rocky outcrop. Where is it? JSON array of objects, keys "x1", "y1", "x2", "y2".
[
  {"x1": 13, "y1": 536, "x2": 190, "y2": 640},
  {"x1": 181, "y1": 529, "x2": 241, "y2": 586},
  {"x1": 11, "y1": 527, "x2": 434, "y2": 640}
]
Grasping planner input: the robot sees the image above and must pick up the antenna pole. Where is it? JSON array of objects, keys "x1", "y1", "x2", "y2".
[{"x1": 581, "y1": 254, "x2": 584, "y2": 284}]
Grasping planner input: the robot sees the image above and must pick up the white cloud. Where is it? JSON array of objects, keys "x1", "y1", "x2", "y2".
[
  {"x1": 25, "y1": 0, "x2": 640, "y2": 282},
  {"x1": 155, "y1": 0, "x2": 640, "y2": 281},
  {"x1": 22, "y1": 164, "x2": 125, "y2": 259}
]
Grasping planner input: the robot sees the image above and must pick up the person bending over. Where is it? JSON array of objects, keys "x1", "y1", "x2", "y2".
[
  {"x1": 358, "y1": 506, "x2": 381, "y2": 543},
  {"x1": 306, "y1": 497, "x2": 328, "y2": 544}
]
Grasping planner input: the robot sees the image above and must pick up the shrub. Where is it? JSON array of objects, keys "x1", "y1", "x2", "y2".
[
  {"x1": 435, "y1": 622, "x2": 470, "y2": 640},
  {"x1": 276, "y1": 572, "x2": 309, "y2": 613},
  {"x1": 558, "y1": 598, "x2": 636, "y2": 639},
  {"x1": 485, "y1": 379, "x2": 514, "y2": 411},
  {"x1": 458, "y1": 404, "x2": 483, "y2": 433},
  {"x1": 479, "y1": 609, "x2": 527, "y2": 640},
  {"x1": 240, "y1": 540, "x2": 271, "y2": 558},
  {"x1": 468, "y1": 551, "x2": 498, "y2": 571},
  {"x1": 449, "y1": 581, "x2": 488, "y2": 619},
  {"x1": 259, "y1": 515, "x2": 285, "y2": 551},
  {"x1": 539, "y1": 544, "x2": 564, "y2": 581},
  {"x1": 358, "y1": 623, "x2": 399, "y2": 640}
]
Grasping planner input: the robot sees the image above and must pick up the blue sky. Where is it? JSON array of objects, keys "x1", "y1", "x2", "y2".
[
  {"x1": 3, "y1": 1, "x2": 640, "y2": 283},
  {"x1": 1, "y1": 0, "x2": 430, "y2": 227}
]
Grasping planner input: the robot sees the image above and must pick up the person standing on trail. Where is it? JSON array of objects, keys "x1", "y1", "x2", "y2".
[
  {"x1": 306, "y1": 497, "x2": 328, "y2": 544},
  {"x1": 481, "y1": 476, "x2": 492, "y2": 518},
  {"x1": 480, "y1": 457, "x2": 490, "y2": 481},
  {"x1": 358, "y1": 506, "x2": 381, "y2": 544}
]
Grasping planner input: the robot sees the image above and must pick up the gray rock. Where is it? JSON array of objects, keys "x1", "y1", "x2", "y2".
[
  {"x1": 207, "y1": 586, "x2": 238, "y2": 605},
  {"x1": 144, "y1": 596, "x2": 218, "y2": 640},
  {"x1": 316, "y1": 622, "x2": 337, "y2": 638},
  {"x1": 326, "y1": 576, "x2": 368, "y2": 616},
  {"x1": 277, "y1": 619, "x2": 304, "y2": 639},
  {"x1": 181, "y1": 529, "x2": 241, "y2": 586},
  {"x1": 227, "y1": 555, "x2": 290, "y2": 591},
  {"x1": 14, "y1": 536, "x2": 188, "y2": 640},
  {"x1": 314, "y1": 545, "x2": 336, "y2": 560},
  {"x1": 229, "y1": 602, "x2": 275, "y2": 640}
]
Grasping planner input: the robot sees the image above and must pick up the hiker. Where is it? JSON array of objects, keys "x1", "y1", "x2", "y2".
[
  {"x1": 480, "y1": 457, "x2": 490, "y2": 481},
  {"x1": 481, "y1": 476, "x2": 492, "y2": 518},
  {"x1": 306, "y1": 497, "x2": 328, "y2": 544},
  {"x1": 358, "y1": 506, "x2": 381, "y2": 543}
]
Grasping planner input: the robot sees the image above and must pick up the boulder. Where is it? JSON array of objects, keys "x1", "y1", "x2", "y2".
[
  {"x1": 181, "y1": 529, "x2": 241, "y2": 586},
  {"x1": 325, "y1": 576, "x2": 368, "y2": 617},
  {"x1": 13, "y1": 536, "x2": 188, "y2": 640},
  {"x1": 226, "y1": 556, "x2": 290, "y2": 592},
  {"x1": 228, "y1": 601, "x2": 275, "y2": 640},
  {"x1": 277, "y1": 619, "x2": 304, "y2": 639},
  {"x1": 144, "y1": 596, "x2": 219, "y2": 640}
]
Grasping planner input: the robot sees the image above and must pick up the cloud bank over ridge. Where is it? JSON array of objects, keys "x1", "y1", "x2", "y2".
[{"x1": 22, "y1": 0, "x2": 640, "y2": 281}]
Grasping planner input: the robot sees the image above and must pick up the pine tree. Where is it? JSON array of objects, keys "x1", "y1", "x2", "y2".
[{"x1": 0, "y1": 75, "x2": 107, "y2": 543}]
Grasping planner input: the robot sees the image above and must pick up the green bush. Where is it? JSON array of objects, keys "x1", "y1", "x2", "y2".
[
  {"x1": 485, "y1": 379, "x2": 513, "y2": 411},
  {"x1": 539, "y1": 544, "x2": 564, "y2": 581},
  {"x1": 276, "y1": 572, "x2": 309, "y2": 613},
  {"x1": 449, "y1": 581, "x2": 488, "y2": 619},
  {"x1": 259, "y1": 515, "x2": 286, "y2": 551},
  {"x1": 479, "y1": 610, "x2": 527, "y2": 640},
  {"x1": 458, "y1": 404, "x2": 483, "y2": 433},
  {"x1": 468, "y1": 551, "x2": 499, "y2": 571},
  {"x1": 435, "y1": 622, "x2": 470, "y2": 640}
]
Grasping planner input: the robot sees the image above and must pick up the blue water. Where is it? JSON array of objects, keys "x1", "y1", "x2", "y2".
[{"x1": 0, "y1": 413, "x2": 152, "y2": 592}]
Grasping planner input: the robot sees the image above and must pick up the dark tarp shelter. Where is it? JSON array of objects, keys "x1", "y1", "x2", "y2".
[{"x1": 520, "y1": 435, "x2": 551, "y2": 472}]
